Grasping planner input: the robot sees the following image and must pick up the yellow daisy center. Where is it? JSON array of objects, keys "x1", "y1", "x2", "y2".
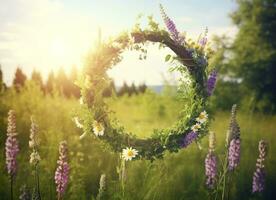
[
  {"x1": 199, "y1": 113, "x2": 205, "y2": 119},
  {"x1": 127, "y1": 150, "x2": 134, "y2": 157}
]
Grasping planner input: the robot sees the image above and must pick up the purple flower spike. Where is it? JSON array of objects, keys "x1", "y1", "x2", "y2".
[
  {"x1": 55, "y1": 141, "x2": 69, "y2": 199},
  {"x1": 205, "y1": 151, "x2": 217, "y2": 189},
  {"x1": 228, "y1": 138, "x2": 241, "y2": 171},
  {"x1": 207, "y1": 70, "x2": 217, "y2": 96},
  {"x1": 5, "y1": 110, "x2": 19, "y2": 177},
  {"x1": 198, "y1": 27, "x2": 208, "y2": 48},
  {"x1": 160, "y1": 4, "x2": 184, "y2": 45},
  {"x1": 252, "y1": 140, "x2": 268, "y2": 193},
  {"x1": 181, "y1": 131, "x2": 198, "y2": 148}
]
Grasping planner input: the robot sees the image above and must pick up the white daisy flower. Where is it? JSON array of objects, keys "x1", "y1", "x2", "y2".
[
  {"x1": 122, "y1": 147, "x2": 138, "y2": 161},
  {"x1": 196, "y1": 111, "x2": 208, "y2": 124},
  {"x1": 73, "y1": 117, "x2": 83, "y2": 129},
  {"x1": 191, "y1": 123, "x2": 201, "y2": 132},
  {"x1": 93, "y1": 121, "x2": 104, "y2": 136}
]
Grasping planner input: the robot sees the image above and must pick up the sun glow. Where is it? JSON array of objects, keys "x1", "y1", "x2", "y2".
[{"x1": 50, "y1": 38, "x2": 67, "y2": 59}]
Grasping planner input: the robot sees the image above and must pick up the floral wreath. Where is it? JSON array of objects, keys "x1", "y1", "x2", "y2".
[{"x1": 75, "y1": 5, "x2": 217, "y2": 161}]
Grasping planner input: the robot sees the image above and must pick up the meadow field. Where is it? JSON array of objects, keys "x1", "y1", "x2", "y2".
[{"x1": 0, "y1": 82, "x2": 275, "y2": 200}]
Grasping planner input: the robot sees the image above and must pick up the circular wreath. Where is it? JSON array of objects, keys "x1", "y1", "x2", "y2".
[{"x1": 75, "y1": 14, "x2": 216, "y2": 160}]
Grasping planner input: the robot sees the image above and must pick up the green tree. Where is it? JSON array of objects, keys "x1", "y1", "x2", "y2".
[
  {"x1": 0, "y1": 65, "x2": 3, "y2": 92},
  {"x1": 31, "y1": 69, "x2": 44, "y2": 91},
  {"x1": 138, "y1": 83, "x2": 147, "y2": 94},
  {"x1": 69, "y1": 66, "x2": 80, "y2": 98},
  {"x1": 117, "y1": 81, "x2": 129, "y2": 96},
  {"x1": 56, "y1": 67, "x2": 71, "y2": 97},
  {"x1": 229, "y1": 0, "x2": 276, "y2": 112},
  {"x1": 13, "y1": 67, "x2": 27, "y2": 90},
  {"x1": 45, "y1": 70, "x2": 55, "y2": 94},
  {"x1": 130, "y1": 82, "x2": 137, "y2": 96}
]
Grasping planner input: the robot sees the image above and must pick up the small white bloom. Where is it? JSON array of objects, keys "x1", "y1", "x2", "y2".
[
  {"x1": 73, "y1": 117, "x2": 83, "y2": 129},
  {"x1": 30, "y1": 151, "x2": 41, "y2": 164},
  {"x1": 191, "y1": 123, "x2": 201, "y2": 132},
  {"x1": 196, "y1": 110, "x2": 208, "y2": 124},
  {"x1": 93, "y1": 121, "x2": 104, "y2": 136},
  {"x1": 122, "y1": 147, "x2": 138, "y2": 161}
]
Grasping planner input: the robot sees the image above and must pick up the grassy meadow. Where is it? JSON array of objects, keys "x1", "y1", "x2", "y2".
[{"x1": 0, "y1": 82, "x2": 275, "y2": 200}]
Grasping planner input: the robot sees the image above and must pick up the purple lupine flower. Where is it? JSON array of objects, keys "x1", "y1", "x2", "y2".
[
  {"x1": 205, "y1": 151, "x2": 217, "y2": 189},
  {"x1": 198, "y1": 27, "x2": 208, "y2": 48},
  {"x1": 227, "y1": 104, "x2": 241, "y2": 171},
  {"x1": 207, "y1": 70, "x2": 217, "y2": 96},
  {"x1": 55, "y1": 141, "x2": 69, "y2": 199},
  {"x1": 160, "y1": 4, "x2": 184, "y2": 45},
  {"x1": 181, "y1": 131, "x2": 198, "y2": 148},
  {"x1": 252, "y1": 140, "x2": 268, "y2": 193},
  {"x1": 228, "y1": 138, "x2": 241, "y2": 171},
  {"x1": 5, "y1": 110, "x2": 19, "y2": 177}
]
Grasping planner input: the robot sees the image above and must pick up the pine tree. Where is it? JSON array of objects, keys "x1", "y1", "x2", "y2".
[
  {"x1": 117, "y1": 81, "x2": 129, "y2": 96},
  {"x1": 13, "y1": 67, "x2": 27, "y2": 90},
  {"x1": 56, "y1": 67, "x2": 70, "y2": 97},
  {"x1": 69, "y1": 66, "x2": 80, "y2": 98},
  {"x1": 138, "y1": 83, "x2": 147, "y2": 94},
  {"x1": 45, "y1": 71, "x2": 55, "y2": 95},
  {"x1": 0, "y1": 65, "x2": 3, "y2": 92},
  {"x1": 31, "y1": 69, "x2": 44, "y2": 91},
  {"x1": 130, "y1": 82, "x2": 137, "y2": 96}
]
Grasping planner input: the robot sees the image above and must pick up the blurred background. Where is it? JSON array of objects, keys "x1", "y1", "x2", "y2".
[{"x1": 0, "y1": 0, "x2": 275, "y2": 199}]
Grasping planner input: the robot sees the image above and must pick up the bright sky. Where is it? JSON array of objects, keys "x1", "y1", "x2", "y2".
[{"x1": 0, "y1": 0, "x2": 237, "y2": 86}]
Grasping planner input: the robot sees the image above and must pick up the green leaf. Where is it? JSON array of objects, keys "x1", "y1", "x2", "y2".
[{"x1": 165, "y1": 54, "x2": 171, "y2": 62}]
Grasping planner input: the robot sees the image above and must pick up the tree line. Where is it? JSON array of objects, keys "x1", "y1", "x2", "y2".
[{"x1": 0, "y1": 66, "x2": 147, "y2": 98}]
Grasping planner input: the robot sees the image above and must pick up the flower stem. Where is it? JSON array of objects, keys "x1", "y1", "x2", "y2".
[
  {"x1": 35, "y1": 164, "x2": 42, "y2": 200},
  {"x1": 10, "y1": 175, "x2": 13, "y2": 200}
]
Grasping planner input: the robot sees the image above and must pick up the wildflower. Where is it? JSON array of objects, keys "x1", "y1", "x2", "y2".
[
  {"x1": 252, "y1": 140, "x2": 268, "y2": 193},
  {"x1": 205, "y1": 131, "x2": 217, "y2": 188},
  {"x1": 93, "y1": 121, "x2": 104, "y2": 136},
  {"x1": 209, "y1": 131, "x2": 216, "y2": 151},
  {"x1": 5, "y1": 110, "x2": 19, "y2": 177},
  {"x1": 196, "y1": 111, "x2": 208, "y2": 124},
  {"x1": 55, "y1": 141, "x2": 70, "y2": 199},
  {"x1": 181, "y1": 131, "x2": 198, "y2": 148},
  {"x1": 226, "y1": 104, "x2": 241, "y2": 171},
  {"x1": 198, "y1": 27, "x2": 208, "y2": 48},
  {"x1": 191, "y1": 123, "x2": 201, "y2": 132},
  {"x1": 205, "y1": 151, "x2": 217, "y2": 189},
  {"x1": 97, "y1": 174, "x2": 106, "y2": 200},
  {"x1": 73, "y1": 117, "x2": 83, "y2": 129},
  {"x1": 207, "y1": 70, "x2": 217, "y2": 96},
  {"x1": 227, "y1": 104, "x2": 240, "y2": 143},
  {"x1": 160, "y1": 4, "x2": 184, "y2": 45},
  {"x1": 122, "y1": 147, "x2": 138, "y2": 161},
  {"x1": 228, "y1": 138, "x2": 241, "y2": 171},
  {"x1": 29, "y1": 118, "x2": 41, "y2": 165},
  {"x1": 30, "y1": 151, "x2": 41, "y2": 165}
]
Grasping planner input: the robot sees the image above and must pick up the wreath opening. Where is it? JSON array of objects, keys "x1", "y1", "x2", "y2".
[{"x1": 75, "y1": 9, "x2": 217, "y2": 161}]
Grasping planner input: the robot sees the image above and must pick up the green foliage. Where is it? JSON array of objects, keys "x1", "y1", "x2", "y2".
[
  {"x1": 0, "y1": 83, "x2": 276, "y2": 199},
  {"x1": 229, "y1": 0, "x2": 276, "y2": 113}
]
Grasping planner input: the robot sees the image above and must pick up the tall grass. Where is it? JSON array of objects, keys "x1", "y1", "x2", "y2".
[{"x1": 0, "y1": 82, "x2": 275, "y2": 199}]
